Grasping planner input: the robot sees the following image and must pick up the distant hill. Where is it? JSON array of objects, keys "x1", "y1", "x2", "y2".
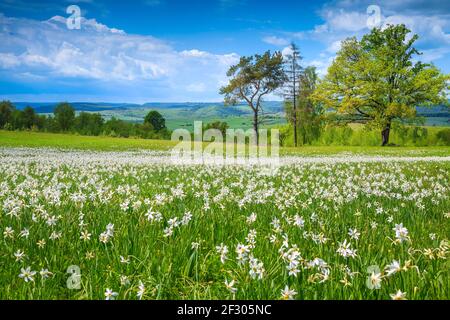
[
  {"x1": 13, "y1": 102, "x2": 141, "y2": 113},
  {"x1": 14, "y1": 101, "x2": 283, "y2": 114},
  {"x1": 11, "y1": 101, "x2": 449, "y2": 128}
]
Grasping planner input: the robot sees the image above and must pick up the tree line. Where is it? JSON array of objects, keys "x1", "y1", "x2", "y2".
[
  {"x1": 0, "y1": 101, "x2": 234, "y2": 141},
  {"x1": 220, "y1": 24, "x2": 449, "y2": 146},
  {"x1": 0, "y1": 101, "x2": 171, "y2": 139}
]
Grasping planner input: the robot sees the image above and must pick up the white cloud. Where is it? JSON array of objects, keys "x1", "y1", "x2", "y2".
[
  {"x1": 0, "y1": 53, "x2": 21, "y2": 68},
  {"x1": 262, "y1": 36, "x2": 290, "y2": 46},
  {"x1": 319, "y1": 9, "x2": 368, "y2": 33},
  {"x1": 419, "y1": 47, "x2": 450, "y2": 63},
  {"x1": 286, "y1": 1, "x2": 450, "y2": 78},
  {"x1": 326, "y1": 40, "x2": 342, "y2": 53},
  {"x1": 306, "y1": 56, "x2": 335, "y2": 77},
  {"x1": 186, "y1": 82, "x2": 206, "y2": 93},
  {"x1": 281, "y1": 46, "x2": 293, "y2": 58},
  {"x1": 0, "y1": 13, "x2": 239, "y2": 101},
  {"x1": 180, "y1": 49, "x2": 210, "y2": 58}
]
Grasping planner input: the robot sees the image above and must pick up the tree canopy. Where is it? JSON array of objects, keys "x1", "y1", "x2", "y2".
[
  {"x1": 144, "y1": 110, "x2": 166, "y2": 132},
  {"x1": 220, "y1": 50, "x2": 286, "y2": 143},
  {"x1": 312, "y1": 24, "x2": 449, "y2": 145},
  {"x1": 54, "y1": 102, "x2": 75, "y2": 132},
  {"x1": 0, "y1": 101, "x2": 14, "y2": 128}
]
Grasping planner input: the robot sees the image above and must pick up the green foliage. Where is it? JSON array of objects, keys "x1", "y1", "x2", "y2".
[
  {"x1": 0, "y1": 102, "x2": 172, "y2": 141},
  {"x1": 435, "y1": 128, "x2": 450, "y2": 146},
  {"x1": 284, "y1": 66, "x2": 325, "y2": 145},
  {"x1": 54, "y1": 102, "x2": 75, "y2": 131},
  {"x1": 21, "y1": 106, "x2": 38, "y2": 130},
  {"x1": 313, "y1": 24, "x2": 450, "y2": 145},
  {"x1": 278, "y1": 123, "x2": 450, "y2": 147},
  {"x1": 75, "y1": 112, "x2": 104, "y2": 136},
  {"x1": 283, "y1": 42, "x2": 303, "y2": 146},
  {"x1": 297, "y1": 66, "x2": 323, "y2": 145},
  {"x1": 102, "y1": 117, "x2": 137, "y2": 138},
  {"x1": 203, "y1": 121, "x2": 230, "y2": 136},
  {"x1": 0, "y1": 101, "x2": 14, "y2": 128},
  {"x1": 220, "y1": 51, "x2": 287, "y2": 139},
  {"x1": 0, "y1": 101, "x2": 44, "y2": 131},
  {"x1": 144, "y1": 110, "x2": 166, "y2": 132}
]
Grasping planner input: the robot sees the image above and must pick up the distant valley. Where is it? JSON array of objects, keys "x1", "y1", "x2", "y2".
[{"x1": 12, "y1": 101, "x2": 449, "y2": 130}]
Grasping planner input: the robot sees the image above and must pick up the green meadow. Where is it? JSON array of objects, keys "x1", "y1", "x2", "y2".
[{"x1": 1, "y1": 130, "x2": 449, "y2": 156}]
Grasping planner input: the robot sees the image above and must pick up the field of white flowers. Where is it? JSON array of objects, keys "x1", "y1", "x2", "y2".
[{"x1": 1, "y1": 148, "x2": 449, "y2": 300}]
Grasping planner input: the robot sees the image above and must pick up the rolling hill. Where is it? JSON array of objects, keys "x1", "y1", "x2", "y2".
[{"x1": 12, "y1": 101, "x2": 449, "y2": 129}]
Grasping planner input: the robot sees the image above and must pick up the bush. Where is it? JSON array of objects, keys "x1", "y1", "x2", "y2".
[
  {"x1": 436, "y1": 128, "x2": 450, "y2": 146},
  {"x1": 276, "y1": 122, "x2": 450, "y2": 147}
]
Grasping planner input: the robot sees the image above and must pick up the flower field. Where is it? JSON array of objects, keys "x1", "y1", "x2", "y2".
[{"x1": 1, "y1": 148, "x2": 449, "y2": 300}]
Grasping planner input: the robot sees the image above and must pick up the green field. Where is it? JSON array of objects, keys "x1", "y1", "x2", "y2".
[
  {"x1": 0, "y1": 130, "x2": 177, "y2": 151},
  {"x1": 26, "y1": 102, "x2": 450, "y2": 129},
  {"x1": 0, "y1": 147, "x2": 448, "y2": 300},
  {"x1": 1, "y1": 130, "x2": 450, "y2": 156}
]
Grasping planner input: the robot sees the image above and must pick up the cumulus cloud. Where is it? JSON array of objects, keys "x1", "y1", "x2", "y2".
[
  {"x1": 262, "y1": 36, "x2": 290, "y2": 46},
  {"x1": 0, "y1": 53, "x2": 21, "y2": 68},
  {"x1": 289, "y1": 0, "x2": 450, "y2": 77},
  {"x1": 0, "y1": 13, "x2": 239, "y2": 101}
]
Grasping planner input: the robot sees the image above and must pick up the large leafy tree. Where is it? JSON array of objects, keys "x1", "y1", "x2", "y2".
[
  {"x1": 22, "y1": 106, "x2": 37, "y2": 129},
  {"x1": 0, "y1": 100, "x2": 14, "y2": 128},
  {"x1": 75, "y1": 112, "x2": 104, "y2": 136},
  {"x1": 54, "y1": 102, "x2": 75, "y2": 132},
  {"x1": 144, "y1": 110, "x2": 166, "y2": 132},
  {"x1": 203, "y1": 121, "x2": 230, "y2": 137},
  {"x1": 297, "y1": 66, "x2": 323, "y2": 144},
  {"x1": 220, "y1": 50, "x2": 286, "y2": 144},
  {"x1": 313, "y1": 24, "x2": 449, "y2": 146}
]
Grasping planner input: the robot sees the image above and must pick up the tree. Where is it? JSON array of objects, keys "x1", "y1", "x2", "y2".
[
  {"x1": 297, "y1": 66, "x2": 322, "y2": 144},
  {"x1": 144, "y1": 110, "x2": 166, "y2": 132},
  {"x1": 204, "y1": 121, "x2": 229, "y2": 137},
  {"x1": 312, "y1": 24, "x2": 449, "y2": 146},
  {"x1": 220, "y1": 51, "x2": 287, "y2": 144},
  {"x1": 54, "y1": 103, "x2": 75, "y2": 132},
  {"x1": 0, "y1": 100, "x2": 14, "y2": 128},
  {"x1": 11, "y1": 109, "x2": 24, "y2": 130},
  {"x1": 22, "y1": 106, "x2": 37, "y2": 129},
  {"x1": 75, "y1": 112, "x2": 104, "y2": 136},
  {"x1": 283, "y1": 43, "x2": 303, "y2": 147}
]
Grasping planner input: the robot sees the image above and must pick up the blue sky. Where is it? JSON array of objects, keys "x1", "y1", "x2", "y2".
[{"x1": 0, "y1": 0, "x2": 449, "y2": 103}]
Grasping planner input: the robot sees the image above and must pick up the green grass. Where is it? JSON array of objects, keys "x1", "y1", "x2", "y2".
[
  {"x1": 0, "y1": 150, "x2": 448, "y2": 299},
  {"x1": 0, "y1": 130, "x2": 178, "y2": 151},
  {"x1": 281, "y1": 145, "x2": 450, "y2": 156},
  {"x1": 1, "y1": 130, "x2": 450, "y2": 156}
]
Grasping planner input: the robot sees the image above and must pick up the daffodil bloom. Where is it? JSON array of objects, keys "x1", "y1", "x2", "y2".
[
  {"x1": 224, "y1": 279, "x2": 237, "y2": 294},
  {"x1": 104, "y1": 288, "x2": 118, "y2": 300},
  {"x1": 390, "y1": 290, "x2": 407, "y2": 300},
  {"x1": 19, "y1": 267, "x2": 36, "y2": 282},
  {"x1": 137, "y1": 281, "x2": 145, "y2": 300},
  {"x1": 280, "y1": 285, "x2": 297, "y2": 300}
]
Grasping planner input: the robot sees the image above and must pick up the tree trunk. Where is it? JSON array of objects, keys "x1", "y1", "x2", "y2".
[
  {"x1": 381, "y1": 121, "x2": 391, "y2": 146},
  {"x1": 293, "y1": 64, "x2": 297, "y2": 148},
  {"x1": 253, "y1": 110, "x2": 259, "y2": 146},
  {"x1": 293, "y1": 102, "x2": 297, "y2": 148}
]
